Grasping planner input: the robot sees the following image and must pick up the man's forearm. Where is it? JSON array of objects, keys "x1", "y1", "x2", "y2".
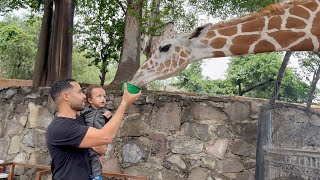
[{"x1": 99, "y1": 103, "x2": 127, "y2": 142}]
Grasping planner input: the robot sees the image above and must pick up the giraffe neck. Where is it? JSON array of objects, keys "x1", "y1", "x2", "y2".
[{"x1": 200, "y1": 0, "x2": 320, "y2": 59}]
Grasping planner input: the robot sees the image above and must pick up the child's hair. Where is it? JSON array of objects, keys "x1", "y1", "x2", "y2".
[{"x1": 85, "y1": 85, "x2": 105, "y2": 103}]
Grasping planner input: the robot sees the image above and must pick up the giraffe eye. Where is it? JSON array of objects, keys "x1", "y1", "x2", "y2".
[{"x1": 159, "y1": 44, "x2": 172, "y2": 52}]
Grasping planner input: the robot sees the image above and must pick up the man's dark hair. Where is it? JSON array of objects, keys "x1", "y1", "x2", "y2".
[{"x1": 50, "y1": 79, "x2": 76, "y2": 102}]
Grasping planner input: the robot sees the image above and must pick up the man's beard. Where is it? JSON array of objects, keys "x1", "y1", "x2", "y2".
[{"x1": 70, "y1": 101, "x2": 85, "y2": 111}]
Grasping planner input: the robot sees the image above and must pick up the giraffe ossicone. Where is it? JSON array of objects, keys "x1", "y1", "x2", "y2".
[{"x1": 130, "y1": 0, "x2": 320, "y2": 87}]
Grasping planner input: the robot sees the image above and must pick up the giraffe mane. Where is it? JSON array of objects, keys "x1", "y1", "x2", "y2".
[{"x1": 210, "y1": 0, "x2": 313, "y2": 29}]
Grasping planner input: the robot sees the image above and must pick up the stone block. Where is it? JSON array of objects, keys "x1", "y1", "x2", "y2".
[
  {"x1": 5, "y1": 120, "x2": 23, "y2": 135},
  {"x1": 150, "y1": 103, "x2": 181, "y2": 132},
  {"x1": 102, "y1": 157, "x2": 121, "y2": 173},
  {"x1": 166, "y1": 154, "x2": 188, "y2": 171},
  {"x1": 8, "y1": 136, "x2": 20, "y2": 154},
  {"x1": 149, "y1": 133, "x2": 167, "y2": 158},
  {"x1": 234, "y1": 170, "x2": 255, "y2": 180},
  {"x1": 220, "y1": 158, "x2": 244, "y2": 173},
  {"x1": 182, "y1": 122, "x2": 210, "y2": 141},
  {"x1": 224, "y1": 102, "x2": 251, "y2": 123},
  {"x1": 171, "y1": 136, "x2": 203, "y2": 154},
  {"x1": 187, "y1": 167, "x2": 209, "y2": 180},
  {"x1": 28, "y1": 102, "x2": 54, "y2": 129},
  {"x1": 201, "y1": 156, "x2": 217, "y2": 170},
  {"x1": 206, "y1": 139, "x2": 229, "y2": 159},
  {"x1": 122, "y1": 140, "x2": 148, "y2": 163},
  {"x1": 230, "y1": 140, "x2": 256, "y2": 157},
  {"x1": 183, "y1": 103, "x2": 228, "y2": 122},
  {"x1": 120, "y1": 114, "x2": 149, "y2": 137}
]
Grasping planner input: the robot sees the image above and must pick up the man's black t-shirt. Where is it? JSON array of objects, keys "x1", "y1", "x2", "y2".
[{"x1": 47, "y1": 115, "x2": 90, "y2": 180}]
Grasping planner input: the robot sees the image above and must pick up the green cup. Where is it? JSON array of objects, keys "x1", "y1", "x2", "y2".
[{"x1": 122, "y1": 82, "x2": 141, "y2": 94}]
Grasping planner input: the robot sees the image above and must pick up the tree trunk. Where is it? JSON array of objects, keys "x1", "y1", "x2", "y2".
[
  {"x1": 110, "y1": 0, "x2": 142, "y2": 86},
  {"x1": 48, "y1": 0, "x2": 75, "y2": 86},
  {"x1": 306, "y1": 52, "x2": 320, "y2": 108},
  {"x1": 32, "y1": 0, "x2": 53, "y2": 87},
  {"x1": 269, "y1": 51, "x2": 292, "y2": 105},
  {"x1": 100, "y1": 53, "x2": 108, "y2": 86},
  {"x1": 32, "y1": 0, "x2": 75, "y2": 87},
  {"x1": 143, "y1": 0, "x2": 161, "y2": 58}
]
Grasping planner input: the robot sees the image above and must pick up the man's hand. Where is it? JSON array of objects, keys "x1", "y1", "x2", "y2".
[
  {"x1": 92, "y1": 145, "x2": 107, "y2": 156},
  {"x1": 121, "y1": 83, "x2": 142, "y2": 106}
]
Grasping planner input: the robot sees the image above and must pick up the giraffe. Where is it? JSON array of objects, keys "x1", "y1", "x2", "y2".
[{"x1": 130, "y1": 0, "x2": 320, "y2": 87}]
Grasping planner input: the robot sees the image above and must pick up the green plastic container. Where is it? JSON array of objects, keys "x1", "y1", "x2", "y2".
[{"x1": 122, "y1": 82, "x2": 141, "y2": 94}]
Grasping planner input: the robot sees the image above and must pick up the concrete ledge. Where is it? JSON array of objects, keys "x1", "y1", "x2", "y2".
[{"x1": 0, "y1": 79, "x2": 32, "y2": 87}]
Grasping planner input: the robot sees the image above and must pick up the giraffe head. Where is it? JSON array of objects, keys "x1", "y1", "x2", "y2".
[{"x1": 130, "y1": 23, "x2": 213, "y2": 87}]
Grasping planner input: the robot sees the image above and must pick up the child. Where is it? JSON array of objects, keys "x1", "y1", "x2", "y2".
[{"x1": 82, "y1": 85, "x2": 112, "y2": 180}]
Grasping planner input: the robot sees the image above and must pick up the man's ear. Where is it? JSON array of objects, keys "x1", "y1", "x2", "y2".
[{"x1": 61, "y1": 92, "x2": 69, "y2": 101}]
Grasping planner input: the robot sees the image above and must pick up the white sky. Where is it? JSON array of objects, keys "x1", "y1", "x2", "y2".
[{"x1": 201, "y1": 56, "x2": 300, "y2": 80}]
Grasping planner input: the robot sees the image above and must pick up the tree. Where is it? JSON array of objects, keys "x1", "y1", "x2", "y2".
[
  {"x1": 270, "y1": 51, "x2": 291, "y2": 104},
  {"x1": 0, "y1": 15, "x2": 39, "y2": 79},
  {"x1": 174, "y1": 61, "x2": 236, "y2": 94},
  {"x1": 111, "y1": 0, "x2": 143, "y2": 86},
  {"x1": 296, "y1": 52, "x2": 320, "y2": 107},
  {"x1": 227, "y1": 53, "x2": 309, "y2": 102},
  {"x1": 74, "y1": 0, "x2": 125, "y2": 86},
  {"x1": 33, "y1": 0, "x2": 75, "y2": 87}
]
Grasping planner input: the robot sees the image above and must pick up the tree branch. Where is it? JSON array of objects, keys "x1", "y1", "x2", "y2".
[
  {"x1": 269, "y1": 51, "x2": 292, "y2": 105},
  {"x1": 240, "y1": 78, "x2": 274, "y2": 96},
  {"x1": 116, "y1": 0, "x2": 126, "y2": 14}
]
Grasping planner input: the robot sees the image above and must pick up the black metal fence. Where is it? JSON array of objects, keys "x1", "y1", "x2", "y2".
[{"x1": 256, "y1": 105, "x2": 320, "y2": 180}]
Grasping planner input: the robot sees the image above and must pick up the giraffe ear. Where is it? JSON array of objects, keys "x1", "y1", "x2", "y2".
[{"x1": 189, "y1": 23, "x2": 212, "y2": 39}]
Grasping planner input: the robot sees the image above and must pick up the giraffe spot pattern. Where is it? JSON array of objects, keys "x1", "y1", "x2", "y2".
[
  {"x1": 201, "y1": 39, "x2": 209, "y2": 45},
  {"x1": 230, "y1": 35, "x2": 261, "y2": 55},
  {"x1": 157, "y1": 63, "x2": 165, "y2": 71},
  {"x1": 268, "y1": 16, "x2": 282, "y2": 30},
  {"x1": 175, "y1": 46, "x2": 181, "y2": 52},
  {"x1": 179, "y1": 59, "x2": 186, "y2": 66},
  {"x1": 311, "y1": 12, "x2": 320, "y2": 37},
  {"x1": 204, "y1": 31, "x2": 216, "y2": 39},
  {"x1": 232, "y1": 35, "x2": 261, "y2": 46},
  {"x1": 289, "y1": 5, "x2": 310, "y2": 19},
  {"x1": 214, "y1": 51, "x2": 225, "y2": 57},
  {"x1": 210, "y1": 38, "x2": 227, "y2": 49},
  {"x1": 268, "y1": 30, "x2": 306, "y2": 48},
  {"x1": 180, "y1": 51, "x2": 188, "y2": 58},
  {"x1": 290, "y1": 38, "x2": 314, "y2": 51},
  {"x1": 304, "y1": 2, "x2": 318, "y2": 12},
  {"x1": 218, "y1": 26, "x2": 237, "y2": 36},
  {"x1": 286, "y1": 17, "x2": 307, "y2": 29},
  {"x1": 254, "y1": 40, "x2": 276, "y2": 53},
  {"x1": 242, "y1": 18, "x2": 264, "y2": 32}
]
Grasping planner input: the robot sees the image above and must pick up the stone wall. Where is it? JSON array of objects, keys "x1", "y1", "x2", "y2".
[{"x1": 0, "y1": 86, "x2": 316, "y2": 180}]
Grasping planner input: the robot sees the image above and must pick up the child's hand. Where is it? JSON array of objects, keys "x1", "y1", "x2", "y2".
[{"x1": 103, "y1": 110, "x2": 112, "y2": 118}]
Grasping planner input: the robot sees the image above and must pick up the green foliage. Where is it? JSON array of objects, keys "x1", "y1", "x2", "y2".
[
  {"x1": 227, "y1": 53, "x2": 309, "y2": 102},
  {"x1": 295, "y1": 52, "x2": 320, "y2": 82},
  {"x1": 72, "y1": 49, "x2": 116, "y2": 85},
  {"x1": 74, "y1": 0, "x2": 125, "y2": 83},
  {"x1": 142, "y1": 0, "x2": 198, "y2": 36},
  {"x1": 174, "y1": 61, "x2": 236, "y2": 94},
  {"x1": 0, "y1": 14, "x2": 40, "y2": 79}
]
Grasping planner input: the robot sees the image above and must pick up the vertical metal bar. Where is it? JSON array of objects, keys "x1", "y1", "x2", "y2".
[{"x1": 256, "y1": 107, "x2": 272, "y2": 180}]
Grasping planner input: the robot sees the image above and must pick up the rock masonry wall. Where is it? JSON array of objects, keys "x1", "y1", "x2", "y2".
[{"x1": 0, "y1": 86, "x2": 316, "y2": 180}]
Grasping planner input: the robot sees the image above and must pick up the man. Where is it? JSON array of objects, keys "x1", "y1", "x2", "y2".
[{"x1": 46, "y1": 79, "x2": 141, "y2": 180}]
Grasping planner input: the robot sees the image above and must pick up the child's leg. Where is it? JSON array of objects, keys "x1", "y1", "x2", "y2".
[{"x1": 89, "y1": 149, "x2": 103, "y2": 180}]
